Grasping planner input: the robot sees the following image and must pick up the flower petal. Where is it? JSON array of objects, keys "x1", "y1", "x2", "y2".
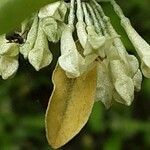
[
  {"x1": 121, "y1": 18, "x2": 150, "y2": 78},
  {"x1": 84, "y1": 25, "x2": 113, "y2": 58},
  {"x1": 58, "y1": 25, "x2": 84, "y2": 77},
  {"x1": 110, "y1": 60, "x2": 134, "y2": 105},
  {"x1": 28, "y1": 20, "x2": 52, "y2": 71},
  {"x1": 127, "y1": 55, "x2": 139, "y2": 77},
  {"x1": 0, "y1": 56, "x2": 18, "y2": 79},
  {"x1": 0, "y1": 42, "x2": 19, "y2": 57},
  {"x1": 111, "y1": 0, "x2": 150, "y2": 78},
  {"x1": 96, "y1": 60, "x2": 113, "y2": 108},
  {"x1": 41, "y1": 17, "x2": 66, "y2": 43},
  {"x1": 38, "y1": 1, "x2": 67, "y2": 21},
  {"x1": 38, "y1": 1, "x2": 61, "y2": 18},
  {"x1": 76, "y1": 21, "x2": 88, "y2": 49},
  {"x1": 133, "y1": 69, "x2": 142, "y2": 92},
  {"x1": 20, "y1": 15, "x2": 39, "y2": 59}
]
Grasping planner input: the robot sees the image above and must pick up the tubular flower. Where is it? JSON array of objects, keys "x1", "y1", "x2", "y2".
[
  {"x1": 0, "y1": 35, "x2": 19, "y2": 79},
  {"x1": 0, "y1": 0, "x2": 149, "y2": 149}
]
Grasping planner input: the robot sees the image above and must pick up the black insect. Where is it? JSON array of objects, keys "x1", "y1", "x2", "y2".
[{"x1": 5, "y1": 32, "x2": 24, "y2": 44}]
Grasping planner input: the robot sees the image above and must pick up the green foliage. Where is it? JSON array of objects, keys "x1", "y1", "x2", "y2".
[
  {"x1": 0, "y1": 0, "x2": 58, "y2": 34},
  {"x1": 88, "y1": 102, "x2": 104, "y2": 133}
]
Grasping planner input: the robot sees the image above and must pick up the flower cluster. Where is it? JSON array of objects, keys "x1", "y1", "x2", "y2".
[{"x1": 0, "y1": 0, "x2": 150, "y2": 109}]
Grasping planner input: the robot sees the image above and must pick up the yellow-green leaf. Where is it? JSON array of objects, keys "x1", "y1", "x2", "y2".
[{"x1": 45, "y1": 64, "x2": 97, "y2": 149}]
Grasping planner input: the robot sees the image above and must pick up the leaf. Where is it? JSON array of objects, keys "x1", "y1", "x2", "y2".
[
  {"x1": 88, "y1": 102, "x2": 104, "y2": 133},
  {"x1": 0, "y1": 0, "x2": 58, "y2": 35},
  {"x1": 132, "y1": 69, "x2": 142, "y2": 92},
  {"x1": 45, "y1": 64, "x2": 97, "y2": 149}
]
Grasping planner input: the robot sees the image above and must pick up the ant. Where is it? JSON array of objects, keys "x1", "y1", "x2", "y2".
[{"x1": 5, "y1": 32, "x2": 24, "y2": 44}]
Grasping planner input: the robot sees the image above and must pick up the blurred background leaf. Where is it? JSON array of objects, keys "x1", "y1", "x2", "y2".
[{"x1": 0, "y1": 0, "x2": 58, "y2": 35}]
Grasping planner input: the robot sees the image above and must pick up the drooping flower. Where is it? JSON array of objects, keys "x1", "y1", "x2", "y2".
[
  {"x1": 0, "y1": 35, "x2": 19, "y2": 79},
  {"x1": 38, "y1": 1, "x2": 67, "y2": 21},
  {"x1": 39, "y1": 1, "x2": 67, "y2": 43},
  {"x1": 28, "y1": 19, "x2": 53, "y2": 71},
  {"x1": 0, "y1": 0, "x2": 149, "y2": 149},
  {"x1": 58, "y1": 0, "x2": 97, "y2": 78},
  {"x1": 20, "y1": 15, "x2": 39, "y2": 59},
  {"x1": 110, "y1": 0, "x2": 150, "y2": 78},
  {"x1": 58, "y1": 0, "x2": 85, "y2": 77}
]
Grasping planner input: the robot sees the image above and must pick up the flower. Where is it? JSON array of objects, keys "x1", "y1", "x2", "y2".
[
  {"x1": 0, "y1": 35, "x2": 19, "y2": 79},
  {"x1": 20, "y1": 15, "x2": 39, "y2": 59},
  {"x1": 28, "y1": 19, "x2": 53, "y2": 71},
  {"x1": 110, "y1": 0, "x2": 150, "y2": 78},
  {"x1": 39, "y1": 1, "x2": 67, "y2": 43},
  {"x1": 0, "y1": 0, "x2": 149, "y2": 148}
]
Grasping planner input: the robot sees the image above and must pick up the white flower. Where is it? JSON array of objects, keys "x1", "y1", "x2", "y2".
[
  {"x1": 110, "y1": 60, "x2": 134, "y2": 105},
  {"x1": 41, "y1": 17, "x2": 66, "y2": 43},
  {"x1": 58, "y1": 25, "x2": 85, "y2": 77},
  {"x1": 76, "y1": 21, "x2": 88, "y2": 49},
  {"x1": 0, "y1": 56, "x2": 19, "y2": 79},
  {"x1": 96, "y1": 59, "x2": 113, "y2": 108},
  {"x1": 133, "y1": 69, "x2": 143, "y2": 92},
  {"x1": 28, "y1": 20, "x2": 53, "y2": 71},
  {"x1": 38, "y1": 1, "x2": 67, "y2": 21},
  {"x1": 0, "y1": 35, "x2": 19, "y2": 79},
  {"x1": 38, "y1": 1, "x2": 67, "y2": 43},
  {"x1": 121, "y1": 18, "x2": 150, "y2": 78},
  {"x1": 0, "y1": 42, "x2": 19, "y2": 57},
  {"x1": 110, "y1": 0, "x2": 150, "y2": 78},
  {"x1": 20, "y1": 15, "x2": 39, "y2": 59},
  {"x1": 0, "y1": 0, "x2": 146, "y2": 108},
  {"x1": 86, "y1": 26, "x2": 114, "y2": 58}
]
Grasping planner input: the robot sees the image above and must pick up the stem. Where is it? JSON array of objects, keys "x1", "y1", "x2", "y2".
[
  {"x1": 86, "y1": 3, "x2": 102, "y2": 36},
  {"x1": 76, "y1": 0, "x2": 84, "y2": 21},
  {"x1": 90, "y1": 2, "x2": 108, "y2": 36},
  {"x1": 68, "y1": 0, "x2": 75, "y2": 26},
  {"x1": 82, "y1": 2, "x2": 92, "y2": 26}
]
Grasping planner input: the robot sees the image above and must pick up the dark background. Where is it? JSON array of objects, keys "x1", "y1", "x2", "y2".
[{"x1": 0, "y1": 0, "x2": 150, "y2": 149}]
